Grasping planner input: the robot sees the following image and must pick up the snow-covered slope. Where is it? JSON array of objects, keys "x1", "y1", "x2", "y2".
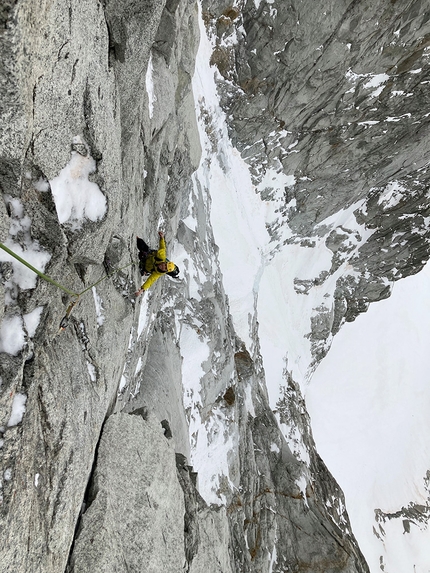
[
  {"x1": 307, "y1": 262, "x2": 430, "y2": 573},
  {"x1": 189, "y1": 6, "x2": 430, "y2": 571}
]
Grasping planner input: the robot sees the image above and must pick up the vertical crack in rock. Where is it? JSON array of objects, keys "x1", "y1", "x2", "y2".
[
  {"x1": 64, "y1": 414, "x2": 109, "y2": 572},
  {"x1": 175, "y1": 453, "x2": 205, "y2": 572}
]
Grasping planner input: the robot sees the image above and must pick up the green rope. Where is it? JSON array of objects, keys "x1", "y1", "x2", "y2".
[
  {"x1": 1, "y1": 241, "x2": 137, "y2": 332},
  {"x1": 77, "y1": 261, "x2": 136, "y2": 296},
  {"x1": 0, "y1": 241, "x2": 78, "y2": 296},
  {"x1": 0, "y1": 241, "x2": 136, "y2": 297}
]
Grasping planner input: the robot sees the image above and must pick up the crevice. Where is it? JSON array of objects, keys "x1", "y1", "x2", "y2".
[
  {"x1": 175, "y1": 454, "x2": 206, "y2": 572},
  {"x1": 64, "y1": 415, "x2": 108, "y2": 572},
  {"x1": 82, "y1": 81, "x2": 103, "y2": 162}
]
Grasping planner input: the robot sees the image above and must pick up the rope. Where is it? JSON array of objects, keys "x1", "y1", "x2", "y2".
[
  {"x1": 0, "y1": 241, "x2": 78, "y2": 296},
  {"x1": 0, "y1": 241, "x2": 136, "y2": 331},
  {"x1": 77, "y1": 261, "x2": 136, "y2": 296}
]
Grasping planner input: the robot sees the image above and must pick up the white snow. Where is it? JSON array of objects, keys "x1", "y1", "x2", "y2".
[
  {"x1": 137, "y1": 296, "x2": 151, "y2": 339},
  {"x1": 86, "y1": 361, "x2": 96, "y2": 382},
  {"x1": 118, "y1": 327, "x2": 140, "y2": 394},
  {"x1": 295, "y1": 475, "x2": 309, "y2": 507},
  {"x1": 134, "y1": 357, "x2": 143, "y2": 376},
  {"x1": 358, "y1": 120, "x2": 380, "y2": 126},
  {"x1": 146, "y1": 51, "x2": 156, "y2": 119},
  {"x1": 244, "y1": 383, "x2": 256, "y2": 417},
  {"x1": 0, "y1": 315, "x2": 25, "y2": 355},
  {"x1": 268, "y1": 541, "x2": 277, "y2": 573},
  {"x1": 276, "y1": 412, "x2": 310, "y2": 465},
  {"x1": 346, "y1": 70, "x2": 389, "y2": 98},
  {"x1": 363, "y1": 73, "x2": 389, "y2": 89},
  {"x1": 346, "y1": 69, "x2": 366, "y2": 83},
  {"x1": 92, "y1": 287, "x2": 105, "y2": 327},
  {"x1": 377, "y1": 180, "x2": 407, "y2": 209},
  {"x1": 306, "y1": 261, "x2": 430, "y2": 573},
  {"x1": 174, "y1": 226, "x2": 204, "y2": 301},
  {"x1": 179, "y1": 313, "x2": 237, "y2": 505},
  {"x1": 23, "y1": 306, "x2": 43, "y2": 338},
  {"x1": 386, "y1": 113, "x2": 412, "y2": 122},
  {"x1": 7, "y1": 393, "x2": 27, "y2": 426},
  {"x1": 182, "y1": 214, "x2": 197, "y2": 232},
  {"x1": 256, "y1": 167, "x2": 295, "y2": 224},
  {"x1": 0, "y1": 238, "x2": 51, "y2": 294},
  {"x1": 50, "y1": 137, "x2": 106, "y2": 229},
  {"x1": 119, "y1": 373, "x2": 128, "y2": 392},
  {"x1": 0, "y1": 197, "x2": 51, "y2": 294},
  {"x1": 270, "y1": 442, "x2": 280, "y2": 454},
  {"x1": 33, "y1": 178, "x2": 49, "y2": 192}
]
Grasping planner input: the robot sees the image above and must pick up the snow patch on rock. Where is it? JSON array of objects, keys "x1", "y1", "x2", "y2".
[
  {"x1": 7, "y1": 393, "x2": 27, "y2": 426},
  {"x1": 50, "y1": 137, "x2": 106, "y2": 230}
]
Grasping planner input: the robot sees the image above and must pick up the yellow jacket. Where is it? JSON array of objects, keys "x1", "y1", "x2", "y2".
[{"x1": 140, "y1": 236, "x2": 167, "y2": 291}]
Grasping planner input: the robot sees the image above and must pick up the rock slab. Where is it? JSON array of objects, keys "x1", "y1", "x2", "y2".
[{"x1": 68, "y1": 412, "x2": 186, "y2": 573}]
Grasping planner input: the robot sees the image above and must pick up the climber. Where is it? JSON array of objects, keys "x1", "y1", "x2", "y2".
[{"x1": 135, "y1": 230, "x2": 179, "y2": 296}]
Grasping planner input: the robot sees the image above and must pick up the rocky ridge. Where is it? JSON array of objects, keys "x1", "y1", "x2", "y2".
[
  {"x1": 204, "y1": 0, "x2": 430, "y2": 361},
  {"x1": 0, "y1": 0, "x2": 428, "y2": 572},
  {"x1": 201, "y1": 0, "x2": 430, "y2": 558}
]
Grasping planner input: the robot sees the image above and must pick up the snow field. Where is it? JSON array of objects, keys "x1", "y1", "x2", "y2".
[
  {"x1": 191, "y1": 0, "x2": 353, "y2": 504},
  {"x1": 306, "y1": 262, "x2": 430, "y2": 573},
  {"x1": 192, "y1": 8, "x2": 271, "y2": 352}
]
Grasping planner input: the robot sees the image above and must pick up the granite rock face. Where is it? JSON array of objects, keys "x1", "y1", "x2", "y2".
[
  {"x1": 203, "y1": 0, "x2": 430, "y2": 345},
  {"x1": 1, "y1": 0, "x2": 428, "y2": 572},
  {"x1": 0, "y1": 0, "x2": 197, "y2": 571},
  {"x1": 68, "y1": 412, "x2": 186, "y2": 573}
]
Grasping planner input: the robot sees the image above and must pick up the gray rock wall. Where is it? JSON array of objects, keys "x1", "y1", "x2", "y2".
[
  {"x1": 202, "y1": 0, "x2": 430, "y2": 346},
  {"x1": 0, "y1": 0, "x2": 198, "y2": 571},
  {"x1": 68, "y1": 412, "x2": 186, "y2": 573}
]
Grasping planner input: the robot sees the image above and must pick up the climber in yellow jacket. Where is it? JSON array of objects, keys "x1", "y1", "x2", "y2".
[{"x1": 135, "y1": 230, "x2": 179, "y2": 296}]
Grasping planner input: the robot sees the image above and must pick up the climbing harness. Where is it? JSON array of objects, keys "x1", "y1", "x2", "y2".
[{"x1": 0, "y1": 241, "x2": 136, "y2": 332}]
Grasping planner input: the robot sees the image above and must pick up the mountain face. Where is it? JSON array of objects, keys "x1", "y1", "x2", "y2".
[
  {"x1": 0, "y1": 1, "x2": 428, "y2": 572},
  {"x1": 203, "y1": 0, "x2": 430, "y2": 363}
]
